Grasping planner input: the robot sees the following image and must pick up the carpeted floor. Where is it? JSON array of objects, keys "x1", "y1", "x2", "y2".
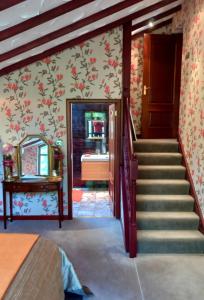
[{"x1": 2, "y1": 218, "x2": 204, "y2": 300}]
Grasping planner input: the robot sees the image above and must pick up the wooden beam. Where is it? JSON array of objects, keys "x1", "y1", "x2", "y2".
[
  {"x1": 122, "y1": 22, "x2": 132, "y2": 101},
  {"x1": 132, "y1": 5, "x2": 181, "y2": 32},
  {"x1": 0, "y1": 0, "x2": 180, "y2": 75},
  {"x1": 0, "y1": 0, "x2": 144, "y2": 63},
  {"x1": 0, "y1": 0, "x2": 25, "y2": 11},
  {"x1": 0, "y1": 0, "x2": 94, "y2": 41},
  {"x1": 131, "y1": 19, "x2": 173, "y2": 39},
  {"x1": 0, "y1": 21, "x2": 121, "y2": 76}
]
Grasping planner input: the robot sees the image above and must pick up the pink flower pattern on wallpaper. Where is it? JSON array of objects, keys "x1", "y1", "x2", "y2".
[
  {"x1": 99, "y1": 28, "x2": 122, "y2": 98},
  {"x1": 1, "y1": 68, "x2": 33, "y2": 142},
  {"x1": 66, "y1": 27, "x2": 122, "y2": 99},
  {"x1": 66, "y1": 43, "x2": 99, "y2": 98},
  {"x1": 0, "y1": 27, "x2": 123, "y2": 216},
  {"x1": 178, "y1": 0, "x2": 204, "y2": 215},
  {"x1": 33, "y1": 54, "x2": 66, "y2": 141},
  {"x1": 130, "y1": 37, "x2": 144, "y2": 134}
]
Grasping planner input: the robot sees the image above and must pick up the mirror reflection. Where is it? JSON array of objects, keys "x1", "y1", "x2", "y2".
[
  {"x1": 85, "y1": 112, "x2": 107, "y2": 139},
  {"x1": 20, "y1": 136, "x2": 49, "y2": 178}
]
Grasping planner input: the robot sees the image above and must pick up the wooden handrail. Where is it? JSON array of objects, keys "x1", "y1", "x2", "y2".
[{"x1": 121, "y1": 97, "x2": 138, "y2": 257}]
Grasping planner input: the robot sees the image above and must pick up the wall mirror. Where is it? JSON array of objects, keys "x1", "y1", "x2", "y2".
[
  {"x1": 18, "y1": 135, "x2": 51, "y2": 178},
  {"x1": 85, "y1": 111, "x2": 107, "y2": 139},
  {"x1": 14, "y1": 134, "x2": 63, "y2": 179}
]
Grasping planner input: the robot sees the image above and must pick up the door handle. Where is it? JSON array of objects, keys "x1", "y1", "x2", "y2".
[{"x1": 143, "y1": 85, "x2": 150, "y2": 95}]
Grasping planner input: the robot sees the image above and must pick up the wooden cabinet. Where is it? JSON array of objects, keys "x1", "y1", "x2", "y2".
[
  {"x1": 2, "y1": 178, "x2": 63, "y2": 229},
  {"x1": 81, "y1": 160, "x2": 109, "y2": 180}
]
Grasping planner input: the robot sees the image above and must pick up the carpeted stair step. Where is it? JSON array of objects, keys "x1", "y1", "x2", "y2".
[
  {"x1": 136, "y1": 153, "x2": 182, "y2": 165},
  {"x1": 134, "y1": 139, "x2": 178, "y2": 153},
  {"x1": 137, "y1": 230, "x2": 204, "y2": 253},
  {"x1": 137, "y1": 195, "x2": 194, "y2": 211},
  {"x1": 138, "y1": 165, "x2": 186, "y2": 179},
  {"x1": 136, "y1": 179, "x2": 190, "y2": 195},
  {"x1": 134, "y1": 138, "x2": 204, "y2": 254},
  {"x1": 137, "y1": 212, "x2": 199, "y2": 230}
]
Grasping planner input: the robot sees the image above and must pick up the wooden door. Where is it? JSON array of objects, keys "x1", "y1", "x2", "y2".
[
  {"x1": 141, "y1": 34, "x2": 182, "y2": 138},
  {"x1": 109, "y1": 104, "x2": 115, "y2": 214}
]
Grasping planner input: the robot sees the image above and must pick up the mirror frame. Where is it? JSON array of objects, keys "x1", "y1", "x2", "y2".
[{"x1": 16, "y1": 134, "x2": 53, "y2": 179}]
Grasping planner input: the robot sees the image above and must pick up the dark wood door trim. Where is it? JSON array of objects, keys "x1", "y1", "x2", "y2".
[{"x1": 66, "y1": 99, "x2": 121, "y2": 219}]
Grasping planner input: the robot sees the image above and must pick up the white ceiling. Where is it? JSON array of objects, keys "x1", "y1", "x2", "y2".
[{"x1": 0, "y1": 0, "x2": 183, "y2": 74}]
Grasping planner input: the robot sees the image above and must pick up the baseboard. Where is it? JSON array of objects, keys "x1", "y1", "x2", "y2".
[{"x1": 178, "y1": 133, "x2": 204, "y2": 234}]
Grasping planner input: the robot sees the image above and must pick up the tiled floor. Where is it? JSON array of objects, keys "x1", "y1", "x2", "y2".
[{"x1": 73, "y1": 190, "x2": 112, "y2": 217}]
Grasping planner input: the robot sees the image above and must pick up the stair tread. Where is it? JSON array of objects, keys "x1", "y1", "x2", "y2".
[
  {"x1": 137, "y1": 179, "x2": 189, "y2": 185},
  {"x1": 136, "y1": 152, "x2": 182, "y2": 156},
  {"x1": 138, "y1": 230, "x2": 204, "y2": 240},
  {"x1": 137, "y1": 194, "x2": 194, "y2": 201},
  {"x1": 137, "y1": 211, "x2": 199, "y2": 219},
  {"x1": 135, "y1": 139, "x2": 178, "y2": 144},
  {"x1": 138, "y1": 165, "x2": 185, "y2": 170}
]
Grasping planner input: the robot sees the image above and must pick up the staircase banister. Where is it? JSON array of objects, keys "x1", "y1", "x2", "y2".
[
  {"x1": 124, "y1": 97, "x2": 136, "y2": 159},
  {"x1": 121, "y1": 96, "x2": 138, "y2": 257},
  {"x1": 130, "y1": 158, "x2": 138, "y2": 180}
]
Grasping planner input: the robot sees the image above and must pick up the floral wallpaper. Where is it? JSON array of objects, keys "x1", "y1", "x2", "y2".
[
  {"x1": 130, "y1": 37, "x2": 144, "y2": 134},
  {"x1": 0, "y1": 27, "x2": 122, "y2": 216},
  {"x1": 177, "y1": 0, "x2": 204, "y2": 216}
]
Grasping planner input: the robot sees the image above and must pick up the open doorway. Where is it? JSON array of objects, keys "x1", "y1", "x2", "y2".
[{"x1": 67, "y1": 99, "x2": 121, "y2": 219}]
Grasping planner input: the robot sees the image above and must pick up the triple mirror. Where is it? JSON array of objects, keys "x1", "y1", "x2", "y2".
[{"x1": 16, "y1": 134, "x2": 62, "y2": 179}]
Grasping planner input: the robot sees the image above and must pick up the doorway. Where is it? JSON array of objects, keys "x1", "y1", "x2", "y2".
[
  {"x1": 142, "y1": 34, "x2": 182, "y2": 138},
  {"x1": 67, "y1": 99, "x2": 121, "y2": 219}
]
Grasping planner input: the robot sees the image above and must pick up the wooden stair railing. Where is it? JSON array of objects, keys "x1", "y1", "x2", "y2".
[{"x1": 121, "y1": 97, "x2": 138, "y2": 257}]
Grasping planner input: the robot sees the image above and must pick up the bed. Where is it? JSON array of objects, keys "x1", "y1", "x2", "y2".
[{"x1": 0, "y1": 234, "x2": 83, "y2": 300}]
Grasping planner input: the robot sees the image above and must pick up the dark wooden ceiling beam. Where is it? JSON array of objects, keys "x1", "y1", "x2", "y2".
[
  {"x1": 132, "y1": 19, "x2": 173, "y2": 39},
  {"x1": 0, "y1": 0, "x2": 180, "y2": 64},
  {"x1": 0, "y1": 21, "x2": 124, "y2": 76},
  {"x1": 131, "y1": 5, "x2": 181, "y2": 32},
  {"x1": 0, "y1": 0, "x2": 94, "y2": 41},
  {"x1": 0, "y1": 0, "x2": 144, "y2": 63},
  {"x1": 0, "y1": 0, "x2": 181, "y2": 76},
  {"x1": 0, "y1": 0, "x2": 26, "y2": 11}
]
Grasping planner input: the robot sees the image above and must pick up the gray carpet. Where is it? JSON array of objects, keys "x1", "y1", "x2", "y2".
[
  {"x1": 134, "y1": 139, "x2": 204, "y2": 253},
  {"x1": 1, "y1": 218, "x2": 204, "y2": 300},
  {"x1": 3, "y1": 218, "x2": 142, "y2": 300}
]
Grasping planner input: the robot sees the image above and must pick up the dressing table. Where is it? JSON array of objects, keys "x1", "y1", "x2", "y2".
[
  {"x1": 2, "y1": 178, "x2": 63, "y2": 229},
  {"x1": 2, "y1": 134, "x2": 63, "y2": 229}
]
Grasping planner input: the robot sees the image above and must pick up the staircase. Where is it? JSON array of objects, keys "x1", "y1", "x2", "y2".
[{"x1": 134, "y1": 139, "x2": 204, "y2": 254}]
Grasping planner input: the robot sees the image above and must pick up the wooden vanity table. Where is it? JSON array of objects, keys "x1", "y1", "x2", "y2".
[
  {"x1": 2, "y1": 177, "x2": 63, "y2": 229},
  {"x1": 2, "y1": 134, "x2": 64, "y2": 229}
]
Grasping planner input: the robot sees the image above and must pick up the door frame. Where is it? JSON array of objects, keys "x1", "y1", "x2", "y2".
[
  {"x1": 141, "y1": 33, "x2": 182, "y2": 138},
  {"x1": 66, "y1": 99, "x2": 121, "y2": 219}
]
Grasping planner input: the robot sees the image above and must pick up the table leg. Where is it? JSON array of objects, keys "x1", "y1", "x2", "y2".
[
  {"x1": 60, "y1": 187, "x2": 64, "y2": 221},
  {"x1": 9, "y1": 192, "x2": 13, "y2": 222},
  {"x1": 58, "y1": 187, "x2": 62, "y2": 228},
  {"x1": 3, "y1": 187, "x2": 7, "y2": 229}
]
